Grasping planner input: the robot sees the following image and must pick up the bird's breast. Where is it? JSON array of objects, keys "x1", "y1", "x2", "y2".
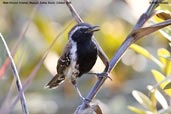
[
  {"x1": 65, "y1": 40, "x2": 97, "y2": 78},
  {"x1": 76, "y1": 41, "x2": 98, "y2": 76}
]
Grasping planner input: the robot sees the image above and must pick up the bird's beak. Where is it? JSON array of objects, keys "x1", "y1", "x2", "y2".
[{"x1": 86, "y1": 26, "x2": 100, "y2": 33}]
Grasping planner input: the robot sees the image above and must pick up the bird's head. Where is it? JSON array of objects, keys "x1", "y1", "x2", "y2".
[{"x1": 69, "y1": 23, "x2": 100, "y2": 43}]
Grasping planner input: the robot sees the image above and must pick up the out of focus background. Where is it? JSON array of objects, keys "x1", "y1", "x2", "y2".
[{"x1": 0, "y1": 0, "x2": 170, "y2": 114}]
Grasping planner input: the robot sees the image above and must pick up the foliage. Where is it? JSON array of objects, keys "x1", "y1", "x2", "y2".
[
  {"x1": 129, "y1": 44, "x2": 171, "y2": 114},
  {"x1": 129, "y1": 7, "x2": 171, "y2": 113}
]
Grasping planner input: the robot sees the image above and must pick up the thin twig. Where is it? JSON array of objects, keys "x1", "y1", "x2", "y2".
[
  {"x1": 0, "y1": 33, "x2": 29, "y2": 114},
  {"x1": 0, "y1": 46, "x2": 28, "y2": 114}
]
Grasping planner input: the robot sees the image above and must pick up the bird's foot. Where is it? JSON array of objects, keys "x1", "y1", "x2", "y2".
[{"x1": 87, "y1": 72, "x2": 112, "y2": 81}]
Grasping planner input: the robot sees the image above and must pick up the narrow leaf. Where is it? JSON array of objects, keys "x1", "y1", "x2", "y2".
[
  {"x1": 152, "y1": 70, "x2": 171, "y2": 96},
  {"x1": 128, "y1": 106, "x2": 146, "y2": 114},
  {"x1": 132, "y1": 90, "x2": 153, "y2": 111},
  {"x1": 152, "y1": 70, "x2": 168, "y2": 88},
  {"x1": 147, "y1": 86, "x2": 157, "y2": 111},
  {"x1": 166, "y1": 60, "x2": 171, "y2": 76},
  {"x1": 147, "y1": 85, "x2": 168, "y2": 109},
  {"x1": 158, "y1": 48, "x2": 171, "y2": 75},
  {"x1": 158, "y1": 48, "x2": 170, "y2": 60},
  {"x1": 130, "y1": 44, "x2": 163, "y2": 68}
]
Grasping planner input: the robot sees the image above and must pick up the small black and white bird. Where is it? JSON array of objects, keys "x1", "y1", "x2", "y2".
[{"x1": 45, "y1": 23, "x2": 100, "y2": 99}]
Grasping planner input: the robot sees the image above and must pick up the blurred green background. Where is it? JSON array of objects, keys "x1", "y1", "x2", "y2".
[{"x1": 0, "y1": 0, "x2": 170, "y2": 114}]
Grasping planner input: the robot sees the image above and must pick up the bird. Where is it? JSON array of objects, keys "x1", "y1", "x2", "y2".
[{"x1": 45, "y1": 23, "x2": 100, "y2": 100}]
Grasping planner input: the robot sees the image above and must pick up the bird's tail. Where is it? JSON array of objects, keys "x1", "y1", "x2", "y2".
[{"x1": 45, "y1": 74, "x2": 65, "y2": 89}]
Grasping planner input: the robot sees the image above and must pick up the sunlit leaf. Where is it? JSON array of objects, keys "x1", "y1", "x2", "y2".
[
  {"x1": 130, "y1": 44, "x2": 163, "y2": 68},
  {"x1": 147, "y1": 85, "x2": 168, "y2": 109},
  {"x1": 147, "y1": 86, "x2": 157, "y2": 111},
  {"x1": 128, "y1": 106, "x2": 146, "y2": 114},
  {"x1": 152, "y1": 69, "x2": 167, "y2": 87},
  {"x1": 132, "y1": 90, "x2": 153, "y2": 111},
  {"x1": 158, "y1": 48, "x2": 171, "y2": 75},
  {"x1": 152, "y1": 70, "x2": 171, "y2": 96},
  {"x1": 165, "y1": 60, "x2": 171, "y2": 76},
  {"x1": 158, "y1": 48, "x2": 170, "y2": 59}
]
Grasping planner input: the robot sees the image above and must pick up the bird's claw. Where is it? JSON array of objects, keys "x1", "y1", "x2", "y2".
[
  {"x1": 87, "y1": 72, "x2": 112, "y2": 81},
  {"x1": 97, "y1": 72, "x2": 112, "y2": 81}
]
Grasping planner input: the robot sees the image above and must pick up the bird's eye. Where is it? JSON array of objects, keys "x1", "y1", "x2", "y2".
[{"x1": 79, "y1": 30, "x2": 83, "y2": 33}]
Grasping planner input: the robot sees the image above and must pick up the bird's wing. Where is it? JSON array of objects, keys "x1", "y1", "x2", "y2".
[
  {"x1": 57, "y1": 41, "x2": 71, "y2": 74},
  {"x1": 45, "y1": 42, "x2": 71, "y2": 89}
]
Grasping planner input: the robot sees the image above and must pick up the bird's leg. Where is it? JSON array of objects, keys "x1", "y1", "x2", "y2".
[
  {"x1": 71, "y1": 80, "x2": 85, "y2": 101},
  {"x1": 87, "y1": 72, "x2": 112, "y2": 81},
  {"x1": 71, "y1": 71, "x2": 86, "y2": 101}
]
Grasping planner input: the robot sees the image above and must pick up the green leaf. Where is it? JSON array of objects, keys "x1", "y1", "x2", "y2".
[
  {"x1": 132, "y1": 90, "x2": 153, "y2": 111},
  {"x1": 152, "y1": 70, "x2": 171, "y2": 96},
  {"x1": 147, "y1": 87, "x2": 157, "y2": 111},
  {"x1": 164, "y1": 82, "x2": 171, "y2": 89},
  {"x1": 130, "y1": 44, "x2": 163, "y2": 68},
  {"x1": 157, "y1": 48, "x2": 171, "y2": 76},
  {"x1": 166, "y1": 60, "x2": 171, "y2": 76},
  {"x1": 128, "y1": 106, "x2": 146, "y2": 114},
  {"x1": 152, "y1": 70, "x2": 167, "y2": 88},
  {"x1": 158, "y1": 48, "x2": 170, "y2": 65},
  {"x1": 147, "y1": 85, "x2": 168, "y2": 109}
]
